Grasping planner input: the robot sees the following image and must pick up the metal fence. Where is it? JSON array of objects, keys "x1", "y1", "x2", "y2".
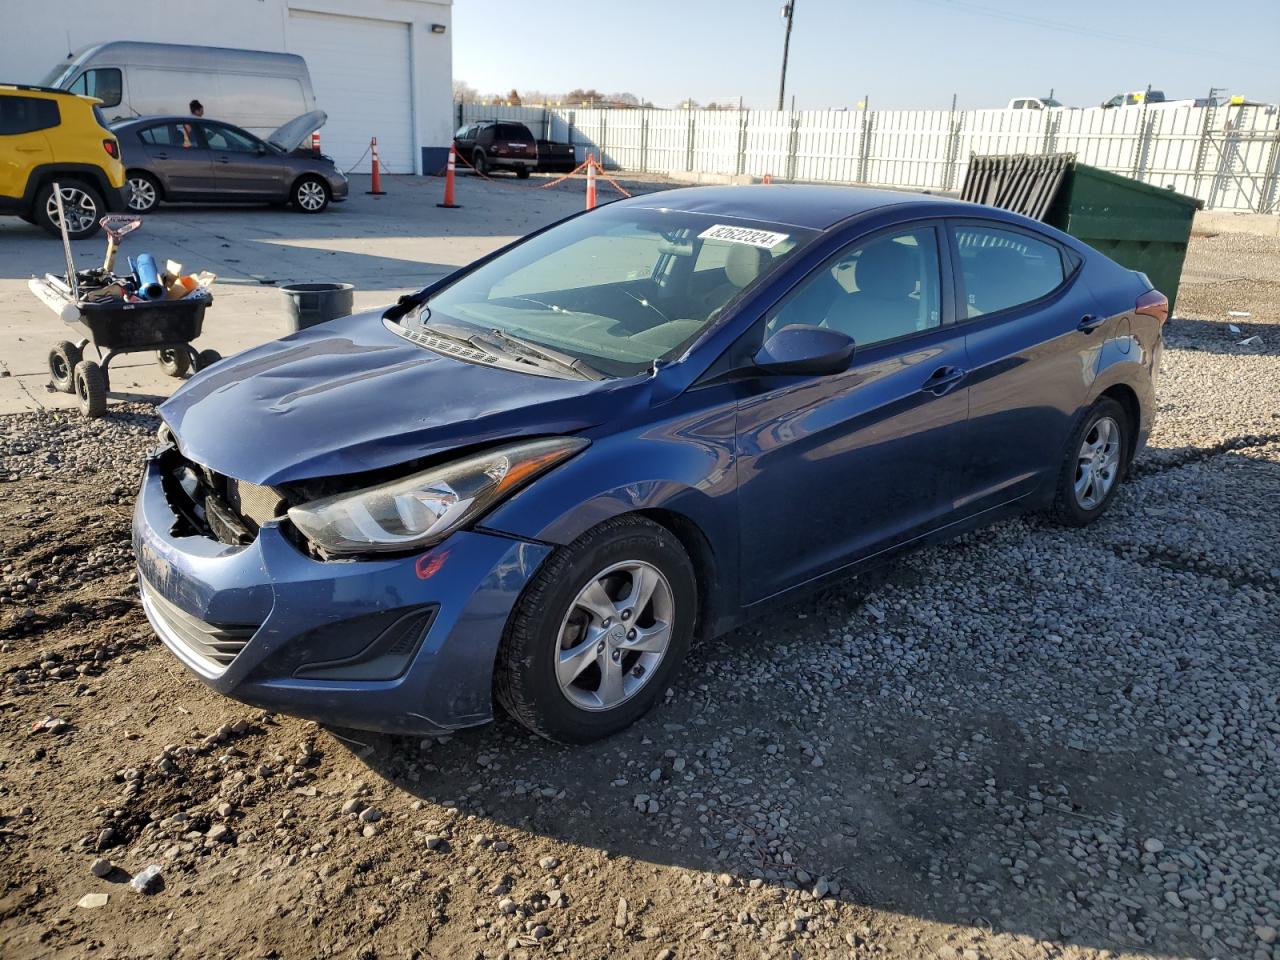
[{"x1": 457, "y1": 102, "x2": 1280, "y2": 213}]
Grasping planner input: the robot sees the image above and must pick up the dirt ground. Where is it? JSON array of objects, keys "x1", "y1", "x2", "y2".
[{"x1": 1, "y1": 211, "x2": 1278, "y2": 960}]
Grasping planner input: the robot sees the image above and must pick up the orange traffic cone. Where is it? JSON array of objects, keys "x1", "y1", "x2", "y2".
[
  {"x1": 437, "y1": 144, "x2": 460, "y2": 208},
  {"x1": 585, "y1": 153, "x2": 597, "y2": 210},
  {"x1": 367, "y1": 137, "x2": 386, "y2": 195}
]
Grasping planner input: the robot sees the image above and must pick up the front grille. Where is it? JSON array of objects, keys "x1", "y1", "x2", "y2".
[
  {"x1": 159, "y1": 447, "x2": 284, "y2": 544},
  {"x1": 140, "y1": 577, "x2": 258, "y2": 676}
]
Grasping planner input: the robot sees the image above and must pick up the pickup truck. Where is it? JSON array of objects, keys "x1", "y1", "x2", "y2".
[{"x1": 1101, "y1": 90, "x2": 1215, "y2": 109}]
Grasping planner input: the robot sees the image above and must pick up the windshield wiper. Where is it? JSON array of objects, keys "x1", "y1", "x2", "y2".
[{"x1": 472, "y1": 328, "x2": 605, "y2": 381}]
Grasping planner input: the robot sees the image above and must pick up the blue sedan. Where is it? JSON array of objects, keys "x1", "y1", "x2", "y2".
[{"x1": 133, "y1": 185, "x2": 1167, "y2": 742}]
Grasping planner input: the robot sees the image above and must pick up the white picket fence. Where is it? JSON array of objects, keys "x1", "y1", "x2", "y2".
[{"x1": 458, "y1": 102, "x2": 1280, "y2": 213}]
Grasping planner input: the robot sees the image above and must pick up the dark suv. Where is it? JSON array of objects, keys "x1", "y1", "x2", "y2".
[{"x1": 452, "y1": 121, "x2": 538, "y2": 178}]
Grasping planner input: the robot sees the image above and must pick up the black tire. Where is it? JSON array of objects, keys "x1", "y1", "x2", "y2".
[
  {"x1": 73, "y1": 360, "x2": 107, "y2": 418},
  {"x1": 18, "y1": 212, "x2": 36, "y2": 224},
  {"x1": 1050, "y1": 397, "x2": 1130, "y2": 527},
  {"x1": 34, "y1": 180, "x2": 105, "y2": 240},
  {"x1": 516, "y1": 166, "x2": 531, "y2": 180},
  {"x1": 48, "y1": 341, "x2": 82, "y2": 393},
  {"x1": 126, "y1": 172, "x2": 161, "y2": 213},
  {"x1": 472, "y1": 150, "x2": 488, "y2": 176},
  {"x1": 156, "y1": 347, "x2": 190, "y2": 378},
  {"x1": 494, "y1": 515, "x2": 697, "y2": 743},
  {"x1": 193, "y1": 348, "x2": 222, "y2": 371},
  {"x1": 292, "y1": 176, "x2": 330, "y2": 213}
]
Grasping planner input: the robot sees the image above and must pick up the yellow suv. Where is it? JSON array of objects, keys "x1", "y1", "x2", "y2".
[{"x1": 0, "y1": 84, "x2": 127, "y2": 240}]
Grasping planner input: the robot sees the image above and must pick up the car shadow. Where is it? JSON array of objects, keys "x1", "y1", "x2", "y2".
[{"x1": 336, "y1": 527, "x2": 1231, "y2": 960}]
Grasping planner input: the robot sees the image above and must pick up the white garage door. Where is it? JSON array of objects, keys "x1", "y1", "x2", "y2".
[{"x1": 287, "y1": 9, "x2": 415, "y2": 173}]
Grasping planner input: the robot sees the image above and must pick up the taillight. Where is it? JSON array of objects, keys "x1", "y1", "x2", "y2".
[
  {"x1": 103, "y1": 138, "x2": 119, "y2": 159},
  {"x1": 1135, "y1": 289, "x2": 1168, "y2": 325}
]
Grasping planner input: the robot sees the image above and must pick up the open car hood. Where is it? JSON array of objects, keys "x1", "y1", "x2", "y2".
[{"x1": 267, "y1": 110, "x2": 327, "y2": 153}]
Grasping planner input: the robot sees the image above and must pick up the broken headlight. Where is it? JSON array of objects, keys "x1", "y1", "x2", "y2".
[{"x1": 287, "y1": 437, "x2": 587, "y2": 557}]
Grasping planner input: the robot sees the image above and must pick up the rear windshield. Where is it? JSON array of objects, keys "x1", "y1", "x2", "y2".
[
  {"x1": 416, "y1": 205, "x2": 818, "y2": 377},
  {"x1": 494, "y1": 123, "x2": 533, "y2": 141}
]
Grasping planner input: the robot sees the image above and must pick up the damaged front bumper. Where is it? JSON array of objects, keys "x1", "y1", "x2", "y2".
[{"x1": 131, "y1": 453, "x2": 550, "y2": 735}]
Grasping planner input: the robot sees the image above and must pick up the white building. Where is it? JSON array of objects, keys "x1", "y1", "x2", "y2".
[{"x1": 1, "y1": 0, "x2": 453, "y2": 174}]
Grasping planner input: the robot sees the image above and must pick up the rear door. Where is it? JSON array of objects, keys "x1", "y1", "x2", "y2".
[
  {"x1": 735, "y1": 222, "x2": 969, "y2": 603},
  {"x1": 0, "y1": 95, "x2": 56, "y2": 200},
  {"x1": 136, "y1": 121, "x2": 215, "y2": 197},
  {"x1": 948, "y1": 219, "x2": 1100, "y2": 515},
  {"x1": 201, "y1": 122, "x2": 285, "y2": 196}
]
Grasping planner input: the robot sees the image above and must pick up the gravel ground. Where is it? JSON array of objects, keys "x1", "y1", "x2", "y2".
[{"x1": 0, "y1": 226, "x2": 1277, "y2": 960}]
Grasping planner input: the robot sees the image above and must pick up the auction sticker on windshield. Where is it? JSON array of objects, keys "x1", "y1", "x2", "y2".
[{"x1": 698, "y1": 224, "x2": 790, "y2": 249}]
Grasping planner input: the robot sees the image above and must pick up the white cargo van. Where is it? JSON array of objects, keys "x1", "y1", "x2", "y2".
[{"x1": 40, "y1": 41, "x2": 316, "y2": 138}]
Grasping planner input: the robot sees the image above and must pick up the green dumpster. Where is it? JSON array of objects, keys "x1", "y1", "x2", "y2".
[{"x1": 960, "y1": 154, "x2": 1203, "y2": 317}]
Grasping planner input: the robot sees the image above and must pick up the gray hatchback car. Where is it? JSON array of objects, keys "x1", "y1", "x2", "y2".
[{"x1": 112, "y1": 111, "x2": 348, "y2": 214}]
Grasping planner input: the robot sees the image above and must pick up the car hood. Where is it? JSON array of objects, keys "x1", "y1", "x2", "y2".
[
  {"x1": 267, "y1": 110, "x2": 327, "y2": 153},
  {"x1": 160, "y1": 309, "x2": 629, "y2": 486}
]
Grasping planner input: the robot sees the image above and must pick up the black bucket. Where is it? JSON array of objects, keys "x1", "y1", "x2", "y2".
[{"x1": 282, "y1": 282, "x2": 355, "y2": 332}]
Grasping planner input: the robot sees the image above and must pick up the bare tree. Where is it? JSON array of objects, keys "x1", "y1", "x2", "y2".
[
  {"x1": 452, "y1": 79, "x2": 480, "y2": 102},
  {"x1": 506, "y1": 89, "x2": 522, "y2": 106}
]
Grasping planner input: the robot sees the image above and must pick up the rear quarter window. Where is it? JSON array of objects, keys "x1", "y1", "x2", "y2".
[
  {"x1": 495, "y1": 123, "x2": 533, "y2": 140},
  {"x1": 0, "y1": 96, "x2": 60, "y2": 135}
]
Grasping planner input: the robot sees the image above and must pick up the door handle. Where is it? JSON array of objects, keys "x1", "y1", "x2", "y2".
[
  {"x1": 921, "y1": 366, "x2": 966, "y2": 395},
  {"x1": 1078, "y1": 314, "x2": 1106, "y2": 333},
  {"x1": 16, "y1": 146, "x2": 44, "y2": 153},
  {"x1": 154, "y1": 152, "x2": 169, "y2": 160},
  {"x1": 217, "y1": 157, "x2": 231, "y2": 164}
]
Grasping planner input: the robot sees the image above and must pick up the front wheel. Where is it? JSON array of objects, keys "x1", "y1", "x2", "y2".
[
  {"x1": 495, "y1": 516, "x2": 697, "y2": 743},
  {"x1": 515, "y1": 166, "x2": 531, "y2": 180},
  {"x1": 73, "y1": 360, "x2": 107, "y2": 418},
  {"x1": 472, "y1": 150, "x2": 488, "y2": 176},
  {"x1": 156, "y1": 347, "x2": 190, "y2": 378},
  {"x1": 193, "y1": 348, "x2": 222, "y2": 371},
  {"x1": 292, "y1": 176, "x2": 330, "y2": 213},
  {"x1": 1050, "y1": 397, "x2": 1130, "y2": 527}
]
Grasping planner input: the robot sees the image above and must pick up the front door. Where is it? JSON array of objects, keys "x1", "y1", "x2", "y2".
[
  {"x1": 947, "y1": 220, "x2": 1101, "y2": 515},
  {"x1": 735, "y1": 223, "x2": 970, "y2": 603},
  {"x1": 200, "y1": 123, "x2": 285, "y2": 196}
]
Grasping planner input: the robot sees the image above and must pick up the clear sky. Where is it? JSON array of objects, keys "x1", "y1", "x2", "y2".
[{"x1": 453, "y1": 0, "x2": 1279, "y2": 109}]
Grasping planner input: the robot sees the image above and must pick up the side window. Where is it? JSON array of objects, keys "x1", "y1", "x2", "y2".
[
  {"x1": 0, "y1": 96, "x2": 60, "y2": 135},
  {"x1": 202, "y1": 124, "x2": 259, "y2": 153},
  {"x1": 139, "y1": 122, "x2": 192, "y2": 147},
  {"x1": 1011, "y1": 100, "x2": 1024, "y2": 110},
  {"x1": 953, "y1": 225, "x2": 1067, "y2": 318},
  {"x1": 454, "y1": 124, "x2": 472, "y2": 139},
  {"x1": 69, "y1": 68, "x2": 122, "y2": 108},
  {"x1": 477, "y1": 125, "x2": 495, "y2": 144},
  {"x1": 769, "y1": 226, "x2": 942, "y2": 347}
]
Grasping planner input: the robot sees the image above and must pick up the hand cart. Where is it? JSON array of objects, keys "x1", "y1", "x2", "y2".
[{"x1": 28, "y1": 274, "x2": 222, "y2": 418}]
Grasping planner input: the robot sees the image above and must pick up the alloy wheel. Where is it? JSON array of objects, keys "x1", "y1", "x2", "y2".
[
  {"x1": 46, "y1": 186, "x2": 98, "y2": 235},
  {"x1": 555, "y1": 560, "x2": 674, "y2": 712},
  {"x1": 1074, "y1": 415, "x2": 1121, "y2": 510},
  {"x1": 296, "y1": 181, "x2": 326, "y2": 211},
  {"x1": 127, "y1": 177, "x2": 157, "y2": 211}
]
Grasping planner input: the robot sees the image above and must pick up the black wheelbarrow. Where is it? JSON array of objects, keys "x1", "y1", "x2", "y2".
[{"x1": 28, "y1": 273, "x2": 222, "y2": 418}]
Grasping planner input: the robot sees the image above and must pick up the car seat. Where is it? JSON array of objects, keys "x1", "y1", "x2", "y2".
[{"x1": 824, "y1": 239, "x2": 922, "y2": 344}]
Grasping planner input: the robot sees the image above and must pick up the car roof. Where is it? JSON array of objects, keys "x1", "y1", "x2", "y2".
[{"x1": 619, "y1": 184, "x2": 956, "y2": 230}]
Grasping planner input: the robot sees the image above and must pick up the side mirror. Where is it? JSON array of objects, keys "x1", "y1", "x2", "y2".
[{"x1": 753, "y1": 324, "x2": 854, "y2": 377}]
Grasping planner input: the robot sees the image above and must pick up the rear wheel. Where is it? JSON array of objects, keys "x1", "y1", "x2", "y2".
[
  {"x1": 48, "y1": 341, "x2": 82, "y2": 393},
  {"x1": 495, "y1": 516, "x2": 697, "y2": 743},
  {"x1": 156, "y1": 347, "x2": 191, "y2": 378},
  {"x1": 292, "y1": 176, "x2": 330, "y2": 213},
  {"x1": 516, "y1": 166, "x2": 531, "y2": 180},
  {"x1": 126, "y1": 172, "x2": 161, "y2": 213},
  {"x1": 1050, "y1": 397, "x2": 1130, "y2": 527},
  {"x1": 73, "y1": 360, "x2": 107, "y2": 418},
  {"x1": 472, "y1": 150, "x2": 488, "y2": 176},
  {"x1": 35, "y1": 180, "x2": 105, "y2": 240}
]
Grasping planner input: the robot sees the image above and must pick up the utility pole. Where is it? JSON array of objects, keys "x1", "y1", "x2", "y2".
[{"x1": 777, "y1": 2, "x2": 796, "y2": 111}]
